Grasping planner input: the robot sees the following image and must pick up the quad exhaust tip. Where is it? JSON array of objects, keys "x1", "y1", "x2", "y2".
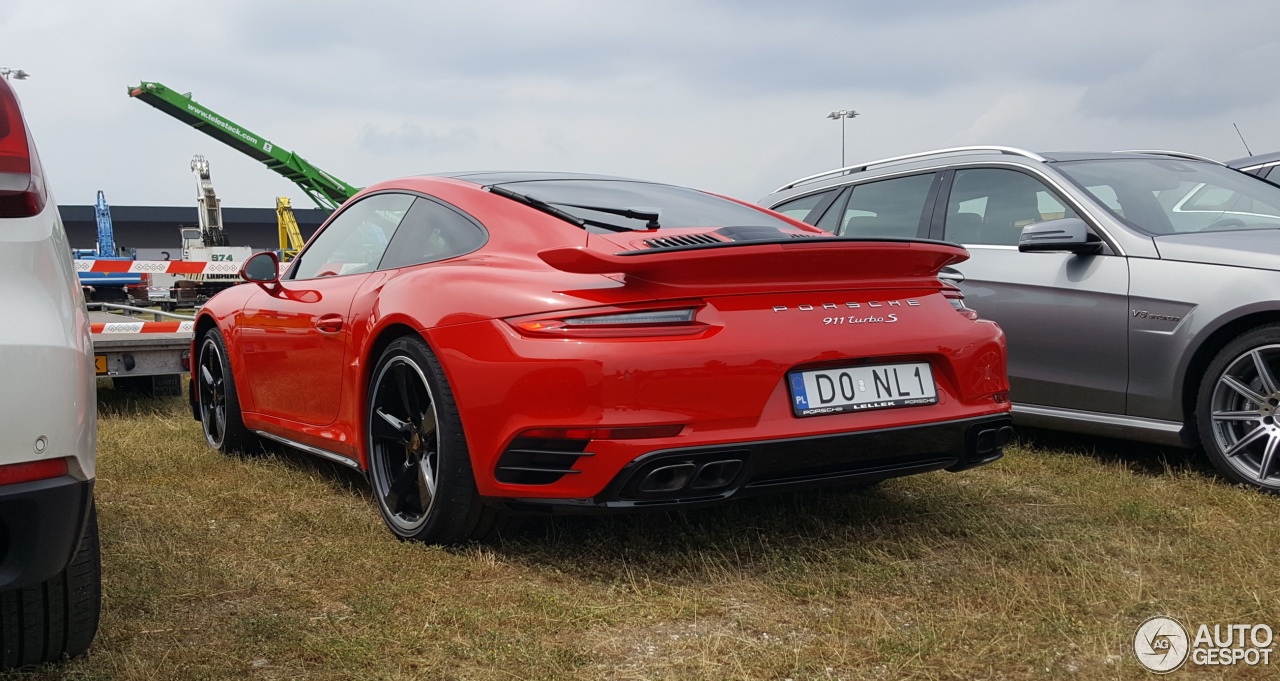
[
  {"x1": 997, "y1": 426, "x2": 1014, "y2": 447},
  {"x1": 638, "y1": 463, "x2": 697, "y2": 493},
  {"x1": 637, "y1": 459, "x2": 744, "y2": 494},
  {"x1": 690, "y1": 459, "x2": 744, "y2": 490},
  {"x1": 975, "y1": 426, "x2": 1016, "y2": 455}
]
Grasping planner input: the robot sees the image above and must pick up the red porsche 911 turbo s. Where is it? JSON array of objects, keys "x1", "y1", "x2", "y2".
[{"x1": 190, "y1": 172, "x2": 1012, "y2": 544}]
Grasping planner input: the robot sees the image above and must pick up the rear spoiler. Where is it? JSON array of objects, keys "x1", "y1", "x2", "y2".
[{"x1": 537, "y1": 238, "x2": 968, "y2": 290}]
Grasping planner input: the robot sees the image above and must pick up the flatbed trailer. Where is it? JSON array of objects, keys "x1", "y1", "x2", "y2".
[{"x1": 90, "y1": 308, "x2": 190, "y2": 397}]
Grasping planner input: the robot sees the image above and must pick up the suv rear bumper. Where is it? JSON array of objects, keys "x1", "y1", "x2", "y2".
[{"x1": 0, "y1": 476, "x2": 94, "y2": 591}]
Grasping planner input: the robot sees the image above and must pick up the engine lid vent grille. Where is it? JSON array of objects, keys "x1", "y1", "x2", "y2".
[
  {"x1": 643, "y1": 234, "x2": 722, "y2": 249},
  {"x1": 789, "y1": 232, "x2": 823, "y2": 238}
]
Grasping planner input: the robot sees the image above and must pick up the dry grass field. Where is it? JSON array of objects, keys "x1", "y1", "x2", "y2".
[{"x1": 7, "y1": 386, "x2": 1280, "y2": 680}]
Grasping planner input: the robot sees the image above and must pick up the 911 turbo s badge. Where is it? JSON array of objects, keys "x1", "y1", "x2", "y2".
[
  {"x1": 772, "y1": 299, "x2": 920, "y2": 313},
  {"x1": 824, "y1": 314, "x2": 897, "y2": 324}
]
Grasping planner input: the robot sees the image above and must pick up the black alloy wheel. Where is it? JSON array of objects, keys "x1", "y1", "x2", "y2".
[
  {"x1": 196, "y1": 329, "x2": 256, "y2": 454},
  {"x1": 366, "y1": 336, "x2": 500, "y2": 543}
]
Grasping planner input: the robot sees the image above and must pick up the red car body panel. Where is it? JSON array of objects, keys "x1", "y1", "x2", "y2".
[
  {"x1": 426, "y1": 294, "x2": 1006, "y2": 499},
  {"x1": 194, "y1": 174, "x2": 1011, "y2": 507}
]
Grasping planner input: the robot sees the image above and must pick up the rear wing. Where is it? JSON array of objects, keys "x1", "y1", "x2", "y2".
[{"x1": 538, "y1": 238, "x2": 968, "y2": 290}]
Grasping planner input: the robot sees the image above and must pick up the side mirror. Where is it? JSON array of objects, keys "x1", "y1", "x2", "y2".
[
  {"x1": 938, "y1": 266, "x2": 965, "y2": 284},
  {"x1": 1018, "y1": 217, "x2": 1103, "y2": 254},
  {"x1": 241, "y1": 251, "x2": 282, "y2": 287}
]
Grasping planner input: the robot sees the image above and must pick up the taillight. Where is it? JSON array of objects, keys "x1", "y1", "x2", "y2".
[
  {"x1": 0, "y1": 79, "x2": 47, "y2": 218},
  {"x1": 508, "y1": 307, "x2": 705, "y2": 338},
  {"x1": 941, "y1": 283, "x2": 980, "y2": 321},
  {"x1": 0, "y1": 458, "x2": 68, "y2": 485}
]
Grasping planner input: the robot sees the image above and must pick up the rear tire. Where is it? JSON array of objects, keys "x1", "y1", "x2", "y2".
[
  {"x1": 366, "y1": 336, "x2": 503, "y2": 544},
  {"x1": 1196, "y1": 324, "x2": 1280, "y2": 492},
  {"x1": 196, "y1": 328, "x2": 259, "y2": 455},
  {"x1": 0, "y1": 503, "x2": 101, "y2": 669}
]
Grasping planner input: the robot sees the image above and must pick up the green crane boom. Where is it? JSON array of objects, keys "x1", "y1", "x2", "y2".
[{"x1": 128, "y1": 81, "x2": 361, "y2": 212}]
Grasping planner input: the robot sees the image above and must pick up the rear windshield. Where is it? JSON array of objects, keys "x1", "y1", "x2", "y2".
[
  {"x1": 1056, "y1": 159, "x2": 1280, "y2": 235},
  {"x1": 492, "y1": 179, "x2": 796, "y2": 232}
]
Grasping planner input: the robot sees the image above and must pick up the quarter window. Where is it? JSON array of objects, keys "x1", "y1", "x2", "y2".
[
  {"x1": 770, "y1": 188, "x2": 843, "y2": 233},
  {"x1": 944, "y1": 169, "x2": 1078, "y2": 246},
  {"x1": 836, "y1": 173, "x2": 934, "y2": 238},
  {"x1": 1266, "y1": 166, "x2": 1280, "y2": 184},
  {"x1": 377, "y1": 197, "x2": 487, "y2": 270},
  {"x1": 290, "y1": 193, "x2": 414, "y2": 280}
]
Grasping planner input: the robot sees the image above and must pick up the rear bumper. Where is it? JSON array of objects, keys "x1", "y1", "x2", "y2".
[
  {"x1": 428, "y1": 306, "x2": 1010, "y2": 500},
  {"x1": 0, "y1": 476, "x2": 94, "y2": 591},
  {"x1": 500, "y1": 414, "x2": 1011, "y2": 513}
]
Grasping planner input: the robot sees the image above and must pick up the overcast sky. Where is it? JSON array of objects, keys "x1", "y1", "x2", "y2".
[{"x1": 3, "y1": 0, "x2": 1277, "y2": 210}]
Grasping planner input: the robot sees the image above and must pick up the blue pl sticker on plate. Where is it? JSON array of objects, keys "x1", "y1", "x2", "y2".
[{"x1": 789, "y1": 373, "x2": 810, "y2": 411}]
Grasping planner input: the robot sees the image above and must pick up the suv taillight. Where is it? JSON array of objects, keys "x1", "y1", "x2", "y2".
[
  {"x1": 0, "y1": 458, "x2": 68, "y2": 485},
  {"x1": 0, "y1": 78, "x2": 47, "y2": 218}
]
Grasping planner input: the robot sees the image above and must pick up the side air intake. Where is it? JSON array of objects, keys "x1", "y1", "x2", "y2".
[{"x1": 495, "y1": 437, "x2": 592, "y2": 485}]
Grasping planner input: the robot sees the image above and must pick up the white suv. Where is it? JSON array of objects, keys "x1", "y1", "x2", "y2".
[{"x1": 0, "y1": 77, "x2": 99, "y2": 666}]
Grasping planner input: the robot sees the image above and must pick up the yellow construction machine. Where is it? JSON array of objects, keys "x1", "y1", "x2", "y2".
[{"x1": 277, "y1": 197, "x2": 307, "y2": 260}]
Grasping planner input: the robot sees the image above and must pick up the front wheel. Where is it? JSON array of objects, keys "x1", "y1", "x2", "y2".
[
  {"x1": 196, "y1": 329, "x2": 258, "y2": 455},
  {"x1": 1196, "y1": 324, "x2": 1280, "y2": 491},
  {"x1": 366, "y1": 336, "x2": 501, "y2": 544}
]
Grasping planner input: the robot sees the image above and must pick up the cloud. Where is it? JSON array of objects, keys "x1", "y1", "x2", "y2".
[
  {"x1": 359, "y1": 123, "x2": 478, "y2": 156},
  {"x1": 1081, "y1": 41, "x2": 1280, "y2": 119},
  {"x1": 3, "y1": 0, "x2": 1279, "y2": 209}
]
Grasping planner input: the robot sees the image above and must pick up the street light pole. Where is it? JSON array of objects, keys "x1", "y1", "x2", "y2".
[{"x1": 827, "y1": 109, "x2": 859, "y2": 167}]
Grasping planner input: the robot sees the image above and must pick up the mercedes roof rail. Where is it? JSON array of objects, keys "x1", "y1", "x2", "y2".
[
  {"x1": 1236, "y1": 158, "x2": 1280, "y2": 171},
  {"x1": 774, "y1": 146, "x2": 1047, "y2": 193},
  {"x1": 1116, "y1": 150, "x2": 1224, "y2": 164}
]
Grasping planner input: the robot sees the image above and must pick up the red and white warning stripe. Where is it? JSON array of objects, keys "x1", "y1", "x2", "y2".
[
  {"x1": 91, "y1": 321, "x2": 196, "y2": 335},
  {"x1": 74, "y1": 259, "x2": 242, "y2": 276}
]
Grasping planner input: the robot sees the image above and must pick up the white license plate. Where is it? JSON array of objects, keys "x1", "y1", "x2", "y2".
[{"x1": 788, "y1": 362, "x2": 937, "y2": 417}]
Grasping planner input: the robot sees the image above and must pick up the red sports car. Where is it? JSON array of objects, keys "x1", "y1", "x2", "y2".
[{"x1": 191, "y1": 172, "x2": 1011, "y2": 544}]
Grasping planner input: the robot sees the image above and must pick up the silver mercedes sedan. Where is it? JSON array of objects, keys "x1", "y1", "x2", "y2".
[{"x1": 762, "y1": 147, "x2": 1280, "y2": 491}]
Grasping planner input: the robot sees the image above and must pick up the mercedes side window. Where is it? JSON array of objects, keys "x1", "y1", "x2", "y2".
[
  {"x1": 1086, "y1": 184, "x2": 1125, "y2": 215},
  {"x1": 771, "y1": 188, "x2": 843, "y2": 233},
  {"x1": 290, "y1": 193, "x2": 414, "y2": 280},
  {"x1": 1168, "y1": 181, "x2": 1280, "y2": 230},
  {"x1": 944, "y1": 169, "x2": 1078, "y2": 246},
  {"x1": 838, "y1": 173, "x2": 934, "y2": 239},
  {"x1": 377, "y1": 197, "x2": 488, "y2": 270}
]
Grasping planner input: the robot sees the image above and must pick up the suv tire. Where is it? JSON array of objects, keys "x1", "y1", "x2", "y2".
[{"x1": 0, "y1": 503, "x2": 101, "y2": 669}]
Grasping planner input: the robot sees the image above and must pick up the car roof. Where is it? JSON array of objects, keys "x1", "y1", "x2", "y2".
[
  {"x1": 428, "y1": 170, "x2": 646, "y2": 185},
  {"x1": 764, "y1": 147, "x2": 1224, "y2": 203}
]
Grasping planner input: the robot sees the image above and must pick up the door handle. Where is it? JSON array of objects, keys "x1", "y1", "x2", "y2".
[{"x1": 315, "y1": 314, "x2": 344, "y2": 334}]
